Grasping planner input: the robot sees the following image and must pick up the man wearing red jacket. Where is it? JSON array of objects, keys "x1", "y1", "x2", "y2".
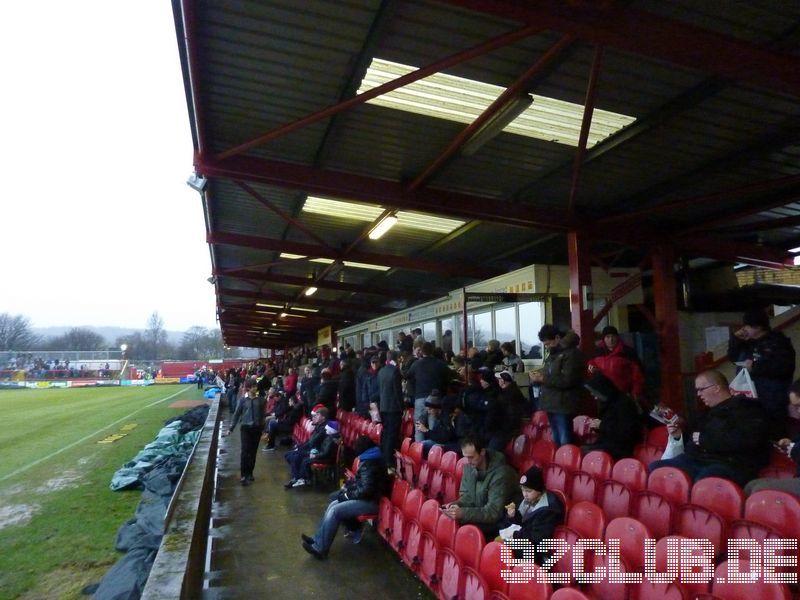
[{"x1": 588, "y1": 326, "x2": 646, "y2": 403}]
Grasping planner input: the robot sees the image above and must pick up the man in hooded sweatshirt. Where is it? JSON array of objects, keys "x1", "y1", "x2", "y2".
[{"x1": 581, "y1": 372, "x2": 643, "y2": 460}]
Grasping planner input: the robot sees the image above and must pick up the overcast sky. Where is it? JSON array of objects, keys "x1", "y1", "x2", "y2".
[{"x1": 2, "y1": 2, "x2": 218, "y2": 332}]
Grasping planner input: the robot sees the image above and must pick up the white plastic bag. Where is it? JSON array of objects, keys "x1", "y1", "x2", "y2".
[
  {"x1": 660, "y1": 434, "x2": 684, "y2": 460},
  {"x1": 729, "y1": 368, "x2": 758, "y2": 398}
]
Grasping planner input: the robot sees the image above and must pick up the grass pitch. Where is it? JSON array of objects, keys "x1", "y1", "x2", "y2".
[{"x1": 0, "y1": 384, "x2": 203, "y2": 599}]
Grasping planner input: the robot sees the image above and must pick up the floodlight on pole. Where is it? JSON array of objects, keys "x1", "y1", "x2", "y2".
[{"x1": 187, "y1": 172, "x2": 207, "y2": 192}]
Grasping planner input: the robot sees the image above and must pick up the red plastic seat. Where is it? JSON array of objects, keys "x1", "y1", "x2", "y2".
[
  {"x1": 605, "y1": 516, "x2": 651, "y2": 572},
  {"x1": 390, "y1": 488, "x2": 424, "y2": 552},
  {"x1": 612, "y1": 458, "x2": 648, "y2": 493},
  {"x1": 441, "y1": 472, "x2": 459, "y2": 504},
  {"x1": 544, "y1": 463, "x2": 571, "y2": 495},
  {"x1": 582, "y1": 554, "x2": 629, "y2": 600},
  {"x1": 599, "y1": 480, "x2": 633, "y2": 521},
  {"x1": 428, "y1": 468, "x2": 446, "y2": 503},
  {"x1": 418, "y1": 462, "x2": 434, "y2": 495},
  {"x1": 462, "y1": 567, "x2": 491, "y2": 600},
  {"x1": 506, "y1": 564, "x2": 553, "y2": 600},
  {"x1": 531, "y1": 410, "x2": 549, "y2": 428},
  {"x1": 454, "y1": 524, "x2": 485, "y2": 570},
  {"x1": 419, "y1": 498, "x2": 440, "y2": 534},
  {"x1": 378, "y1": 477, "x2": 407, "y2": 540},
  {"x1": 402, "y1": 514, "x2": 425, "y2": 570},
  {"x1": 570, "y1": 471, "x2": 598, "y2": 503},
  {"x1": 440, "y1": 450, "x2": 459, "y2": 476},
  {"x1": 551, "y1": 524, "x2": 581, "y2": 586},
  {"x1": 689, "y1": 476, "x2": 744, "y2": 524},
  {"x1": 634, "y1": 443, "x2": 663, "y2": 467},
  {"x1": 404, "y1": 441, "x2": 424, "y2": 486},
  {"x1": 646, "y1": 426, "x2": 669, "y2": 451},
  {"x1": 653, "y1": 536, "x2": 709, "y2": 598},
  {"x1": 711, "y1": 560, "x2": 792, "y2": 600},
  {"x1": 437, "y1": 545, "x2": 464, "y2": 600},
  {"x1": 531, "y1": 439, "x2": 556, "y2": 467},
  {"x1": 648, "y1": 467, "x2": 691, "y2": 506},
  {"x1": 418, "y1": 529, "x2": 441, "y2": 590},
  {"x1": 509, "y1": 434, "x2": 530, "y2": 470},
  {"x1": 435, "y1": 510, "x2": 458, "y2": 550},
  {"x1": 427, "y1": 444, "x2": 444, "y2": 469},
  {"x1": 566, "y1": 500, "x2": 606, "y2": 539},
  {"x1": 554, "y1": 443, "x2": 583, "y2": 472},
  {"x1": 674, "y1": 504, "x2": 726, "y2": 552},
  {"x1": 479, "y1": 541, "x2": 509, "y2": 596},
  {"x1": 744, "y1": 489, "x2": 800, "y2": 538},
  {"x1": 581, "y1": 450, "x2": 614, "y2": 481},
  {"x1": 632, "y1": 490, "x2": 673, "y2": 540},
  {"x1": 630, "y1": 582, "x2": 691, "y2": 600},
  {"x1": 551, "y1": 587, "x2": 592, "y2": 599}
]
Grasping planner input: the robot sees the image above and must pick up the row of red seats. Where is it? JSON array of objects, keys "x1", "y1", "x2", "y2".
[
  {"x1": 396, "y1": 441, "x2": 468, "y2": 505},
  {"x1": 377, "y1": 477, "x2": 554, "y2": 599},
  {"x1": 336, "y1": 410, "x2": 383, "y2": 448},
  {"x1": 377, "y1": 472, "x2": 797, "y2": 599}
]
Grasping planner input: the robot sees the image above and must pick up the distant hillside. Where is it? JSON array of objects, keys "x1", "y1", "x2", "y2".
[{"x1": 32, "y1": 326, "x2": 186, "y2": 346}]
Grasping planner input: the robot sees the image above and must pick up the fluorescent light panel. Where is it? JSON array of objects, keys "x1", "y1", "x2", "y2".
[
  {"x1": 303, "y1": 196, "x2": 465, "y2": 234},
  {"x1": 357, "y1": 58, "x2": 636, "y2": 148},
  {"x1": 279, "y1": 252, "x2": 390, "y2": 271},
  {"x1": 256, "y1": 302, "x2": 284, "y2": 308},
  {"x1": 368, "y1": 215, "x2": 398, "y2": 240},
  {"x1": 292, "y1": 307, "x2": 319, "y2": 313}
]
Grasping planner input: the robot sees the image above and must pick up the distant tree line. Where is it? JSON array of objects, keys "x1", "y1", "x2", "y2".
[{"x1": 0, "y1": 311, "x2": 235, "y2": 361}]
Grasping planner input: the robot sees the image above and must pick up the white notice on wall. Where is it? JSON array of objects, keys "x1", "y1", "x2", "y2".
[{"x1": 705, "y1": 326, "x2": 730, "y2": 352}]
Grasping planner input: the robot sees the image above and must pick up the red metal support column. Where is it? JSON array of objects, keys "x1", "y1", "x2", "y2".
[
  {"x1": 567, "y1": 231, "x2": 594, "y2": 356},
  {"x1": 651, "y1": 244, "x2": 682, "y2": 412}
]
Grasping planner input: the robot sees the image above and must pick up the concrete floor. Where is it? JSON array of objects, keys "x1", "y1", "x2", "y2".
[{"x1": 204, "y1": 420, "x2": 435, "y2": 599}]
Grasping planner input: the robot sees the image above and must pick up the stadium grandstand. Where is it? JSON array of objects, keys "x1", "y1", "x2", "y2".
[{"x1": 98, "y1": 2, "x2": 800, "y2": 598}]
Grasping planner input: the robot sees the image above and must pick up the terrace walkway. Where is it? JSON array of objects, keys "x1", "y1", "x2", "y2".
[{"x1": 203, "y1": 416, "x2": 433, "y2": 599}]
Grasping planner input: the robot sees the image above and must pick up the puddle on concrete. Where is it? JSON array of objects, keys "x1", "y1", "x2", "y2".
[{"x1": 0, "y1": 503, "x2": 40, "y2": 529}]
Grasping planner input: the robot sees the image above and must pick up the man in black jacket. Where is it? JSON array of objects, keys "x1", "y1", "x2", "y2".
[
  {"x1": 301, "y1": 436, "x2": 389, "y2": 559},
  {"x1": 378, "y1": 350, "x2": 404, "y2": 467},
  {"x1": 284, "y1": 405, "x2": 329, "y2": 488},
  {"x1": 406, "y1": 342, "x2": 455, "y2": 442},
  {"x1": 648, "y1": 369, "x2": 770, "y2": 487},
  {"x1": 727, "y1": 308, "x2": 795, "y2": 437}
]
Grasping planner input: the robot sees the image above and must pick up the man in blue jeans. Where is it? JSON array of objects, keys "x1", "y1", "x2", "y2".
[
  {"x1": 530, "y1": 325, "x2": 585, "y2": 447},
  {"x1": 301, "y1": 435, "x2": 390, "y2": 559}
]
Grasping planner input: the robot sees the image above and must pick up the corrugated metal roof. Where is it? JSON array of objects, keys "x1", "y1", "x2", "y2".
[{"x1": 173, "y1": 0, "x2": 800, "y2": 348}]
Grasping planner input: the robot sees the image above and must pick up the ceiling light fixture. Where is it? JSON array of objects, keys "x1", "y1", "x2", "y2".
[
  {"x1": 357, "y1": 58, "x2": 636, "y2": 148},
  {"x1": 461, "y1": 94, "x2": 534, "y2": 156},
  {"x1": 280, "y1": 312, "x2": 288, "y2": 318},
  {"x1": 291, "y1": 307, "x2": 319, "y2": 313},
  {"x1": 256, "y1": 302, "x2": 284, "y2": 309},
  {"x1": 368, "y1": 214, "x2": 398, "y2": 240},
  {"x1": 304, "y1": 286, "x2": 318, "y2": 296}
]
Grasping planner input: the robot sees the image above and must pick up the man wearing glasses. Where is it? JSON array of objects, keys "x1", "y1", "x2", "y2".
[{"x1": 647, "y1": 369, "x2": 770, "y2": 487}]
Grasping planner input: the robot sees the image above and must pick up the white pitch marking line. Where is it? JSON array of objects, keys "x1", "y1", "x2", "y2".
[{"x1": 0, "y1": 386, "x2": 193, "y2": 483}]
